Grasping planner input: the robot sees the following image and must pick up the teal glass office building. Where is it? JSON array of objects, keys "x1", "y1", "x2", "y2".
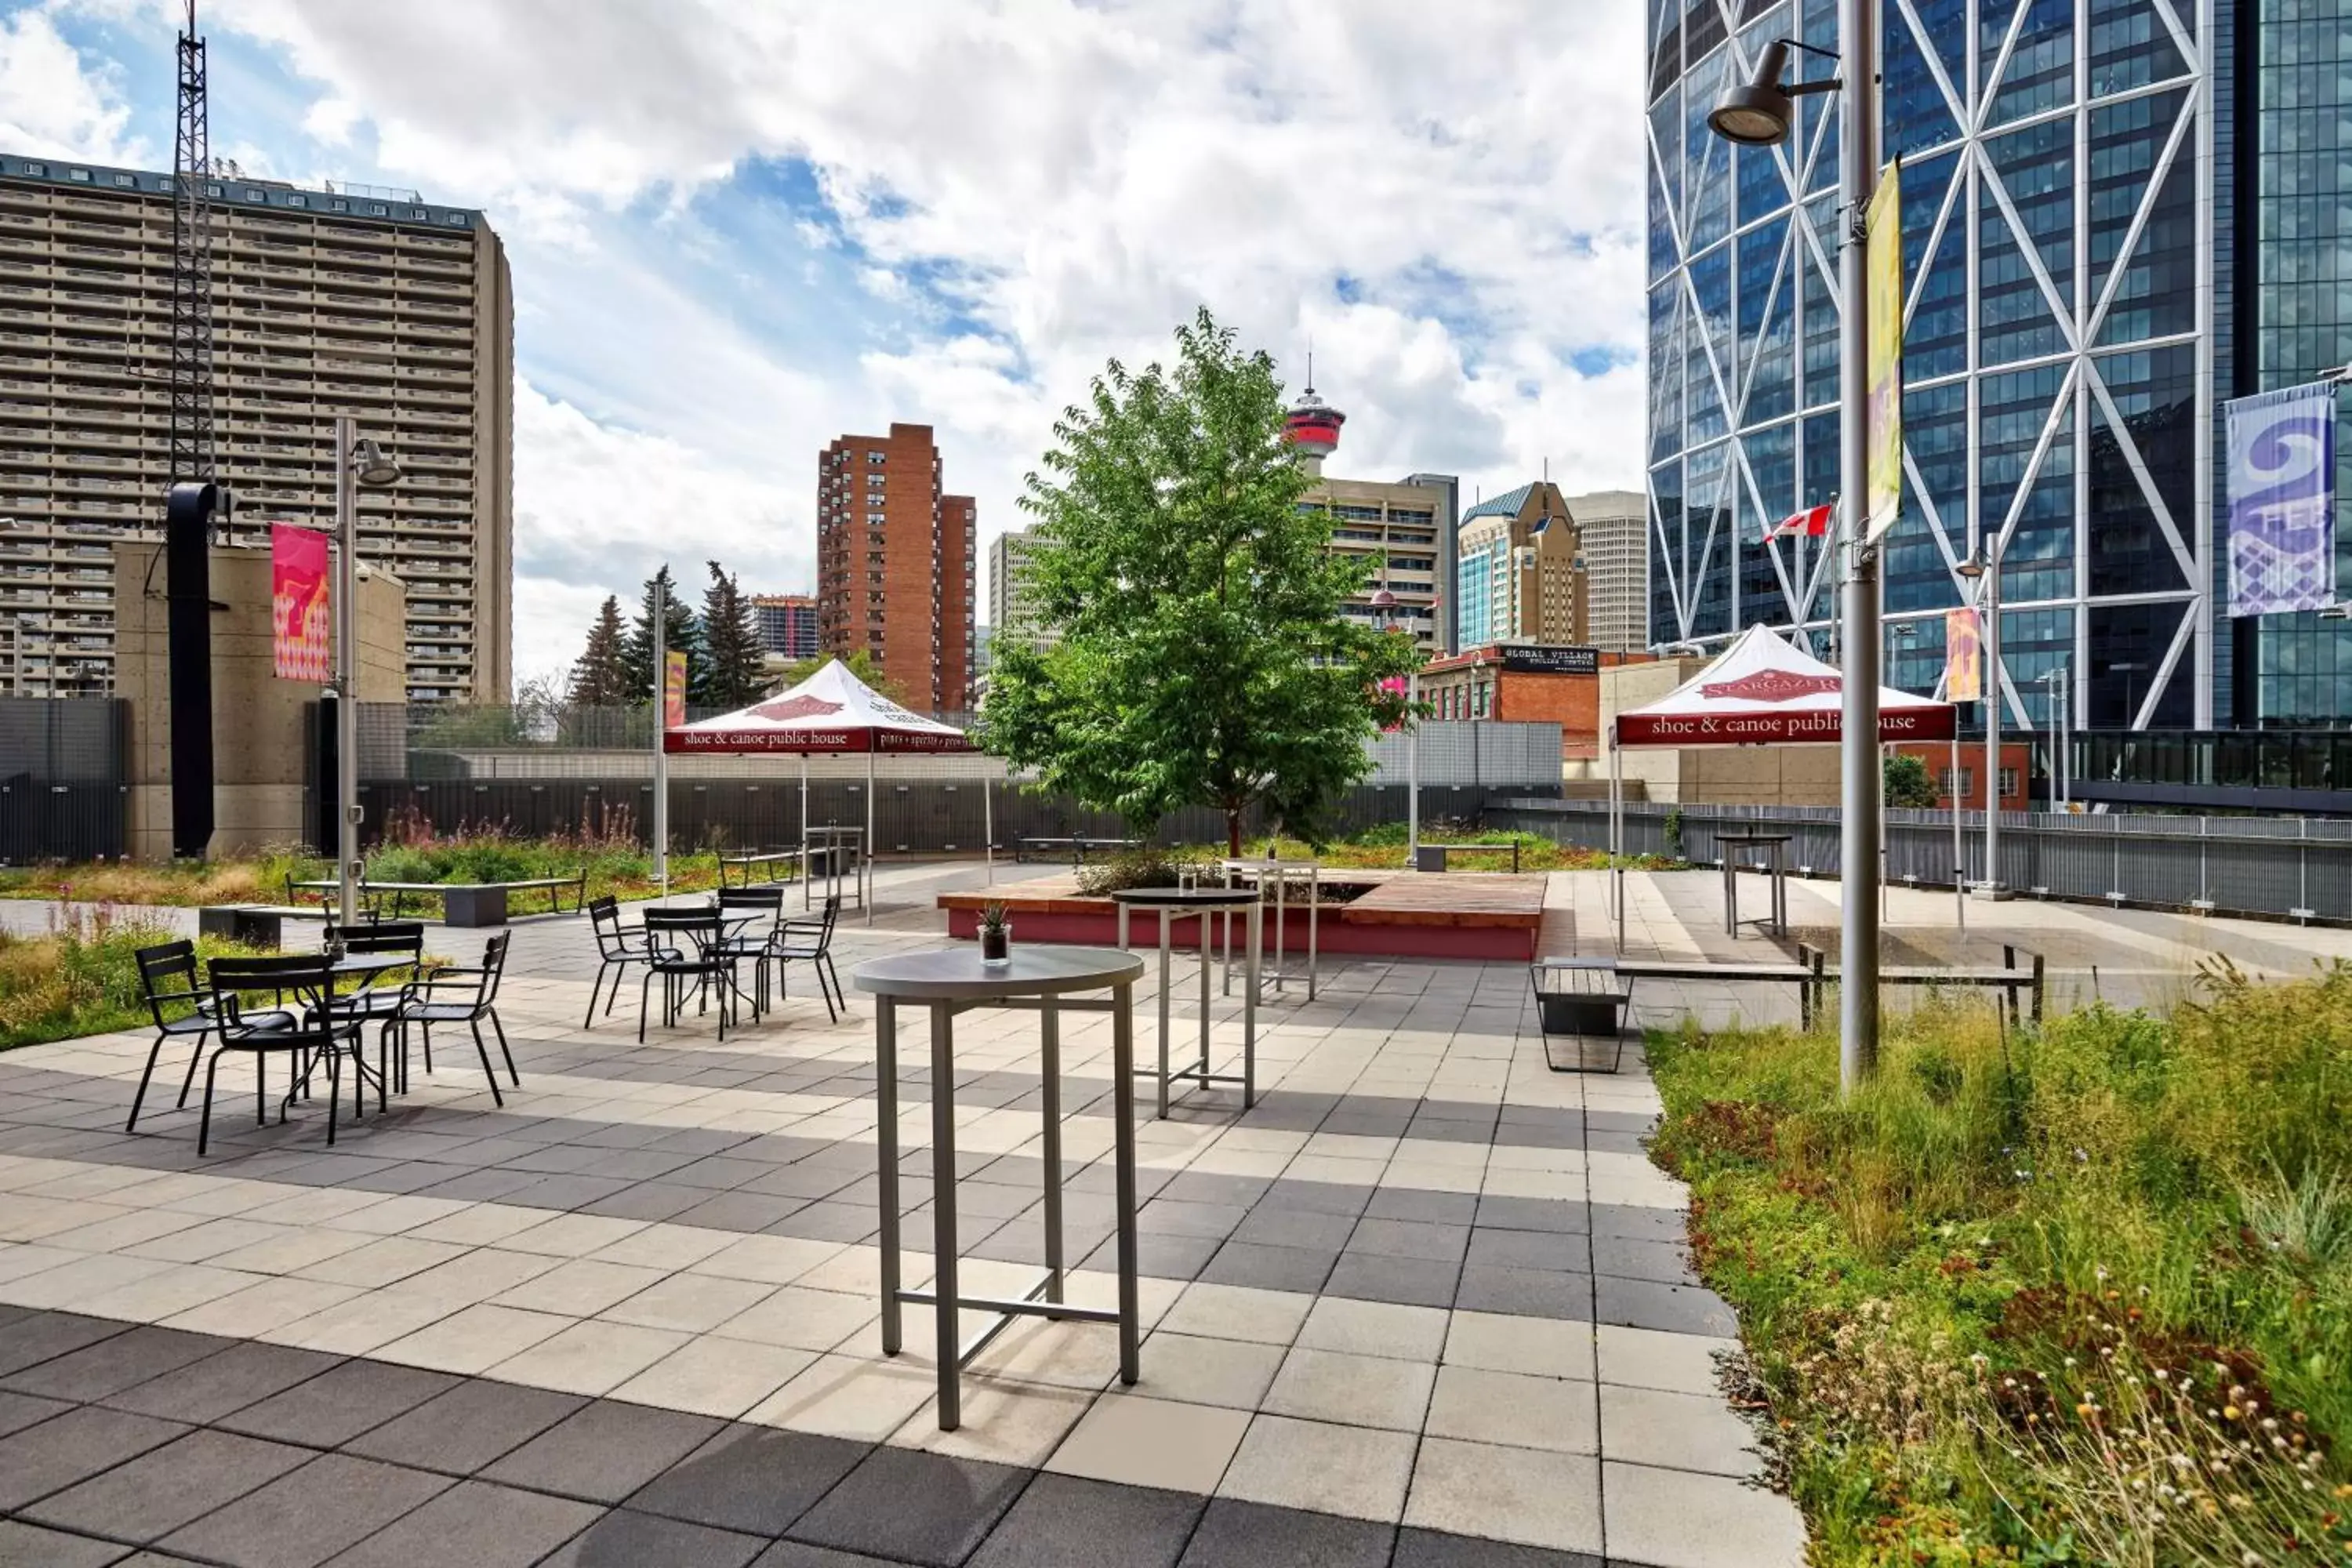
[{"x1": 1646, "y1": 0, "x2": 2352, "y2": 734}]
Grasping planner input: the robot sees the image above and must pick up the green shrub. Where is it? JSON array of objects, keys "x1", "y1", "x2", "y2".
[{"x1": 0, "y1": 911, "x2": 256, "y2": 1051}]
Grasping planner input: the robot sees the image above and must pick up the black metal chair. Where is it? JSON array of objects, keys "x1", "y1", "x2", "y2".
[
  {"x1": 714, "y1": 887, "x2": 786, "y2": 1017},
  {"x1": 129, "y1": 940, "x2": 212, "y2": 1133},
  {"x1": 200, "y1": 956, "x2": 361, "y2": 1156},
  {"x1": 387, "y1": 932, "x2": 518, "y2": 1106},
  {"x1": 323, "y1": 920, "x2": 425, "y2": 1027},
  {"x1": 771, "y1": 894, "x2": 845, "y2": 1022},
  {"x1": 584, "y1": 896, "x2": 651, "y2": 1028},
  {"x1": 638, "y1": 909, "x2": 739, "y2": 1042}
]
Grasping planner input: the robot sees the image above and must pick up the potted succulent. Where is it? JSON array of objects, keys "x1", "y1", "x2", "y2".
[{"x1": 978, "y1": 902, "x2": 1011, "y2": 966}]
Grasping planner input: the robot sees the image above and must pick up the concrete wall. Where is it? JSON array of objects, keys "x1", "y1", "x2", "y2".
[
  {"x1": 1597, "y1": 657, "x2": 1842, "y2": 807},
  {"x1": 117, "y1": 539, "x2": 407, "y2": 861}
]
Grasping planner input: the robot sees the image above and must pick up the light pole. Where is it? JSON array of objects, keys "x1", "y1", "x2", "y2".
[
  {"x1": 1709, "y1": 9, "x2": 1882, "y2": 1087},
  {"x1": 1957, "y1": 535, "x2": 2009, "y2": 896},
  {"x1": 2038, "y1": 662, "x2": 2070, "y2": 811},
  {"x1": 1370, "y1": 589, "x2": 1421, "y2": 863},
  {"x1": 332, "y1": 416, "x2": 401, "y2": 929}
]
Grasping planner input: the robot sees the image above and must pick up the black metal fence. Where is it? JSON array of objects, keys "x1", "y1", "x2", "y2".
[
  {"x1": 1490, "y1": 797, "x2": 2352, "y2": 923},
  {"x1": 0, "y1": 699, "x2": 129, "y2": 862}
]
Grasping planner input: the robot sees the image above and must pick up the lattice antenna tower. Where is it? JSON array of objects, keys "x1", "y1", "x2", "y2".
[{"x1": 168, "y1": 0, "x2": 216, "y2": 491}]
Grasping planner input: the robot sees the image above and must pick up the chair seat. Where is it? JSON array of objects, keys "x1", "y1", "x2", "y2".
[
  {"x1": 216, "y1": 1025, "x2": 347, "y2": 1051},
  {"x1": 156, "y1": 1014, "x2": 213, "y2": 1037},
  {"x1": 397, "y1": 1002, "x2": 485, "y2": 1024}
]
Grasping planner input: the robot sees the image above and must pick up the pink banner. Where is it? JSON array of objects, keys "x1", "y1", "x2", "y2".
[{"x1": 271, "y1": 524, "x2": 330, "y2": 681}]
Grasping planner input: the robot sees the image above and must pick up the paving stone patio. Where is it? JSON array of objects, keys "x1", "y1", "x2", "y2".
[{"x1": 2, "y1": 863, "x2": 2322, "y2": 1566}]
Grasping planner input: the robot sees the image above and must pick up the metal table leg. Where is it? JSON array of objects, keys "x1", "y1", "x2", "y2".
[
  {"x1": 877, "y1": 996, "x2": 900, "y2": 1356},
  {"x1": 1040, "y1": 995, "x2": 1062, "y2": 1302},
  {"x1": 929, "y1": 998, "x2": 960, "y2": 1429},
  {"x1": 1112, "y1": 977, "x2": 1138, "y2": 1386},
  {"x1": 1244, "y1": 900, "x2": 1259, "y2": 1107},
  {"x1": 1156, "y1": 910, "x2": 1171, "y2": 1119},
  {"x1": 1196, "y1": 905, "x2": 1212, "y2": 1091},
  {"x1": 1723, "y1": 852, "x2": 1736, "y2": 936}
]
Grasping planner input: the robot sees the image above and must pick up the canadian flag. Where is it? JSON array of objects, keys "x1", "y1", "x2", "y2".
[{"x1": 1766, "y1": 503, "x2": 1833, "y2": 542}]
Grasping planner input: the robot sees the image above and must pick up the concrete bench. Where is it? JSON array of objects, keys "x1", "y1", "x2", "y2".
[
  {"x1": 286, "y1": 873, "x2": 587, "y2": 927},
  {"x1": 198, "y1": 904, "x2": 318, "y2": 948},
  {"x1": 1015, "y1": 836, "x2": 1142, "y2": 866},
  {"x1": 1413, "y1": 842, "x2": 1522, "y2": 873},
  {"x1": 720, "y1": 850, "x2": 804, "y2": 887}
]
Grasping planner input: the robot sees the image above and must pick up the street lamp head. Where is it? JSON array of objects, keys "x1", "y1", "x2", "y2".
[
  {"x1": 352, "y1": 438, "x2": 401, "y2": 487},
  {"x1": 1368, "y1": 589, "x2": 1399, "y2": 611},
  {"x1": 1956, "y1": 551, "x2": 1987, "y2": 580},
  {"x1": 1707, "y1": 38, "x2": 1842, "y2": 148}
]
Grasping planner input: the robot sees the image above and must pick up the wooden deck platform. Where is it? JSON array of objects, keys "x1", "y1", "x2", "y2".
[{"x1": 940, "y1": 869, "x2": 1547, "y2": 960}]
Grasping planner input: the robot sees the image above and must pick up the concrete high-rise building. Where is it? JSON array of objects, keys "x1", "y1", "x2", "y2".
[
  {"x1": 1564, "y1": 488, "x2": 1648, "y2": 652},
  {"x1": 815, "y1": 422, "x2": 974, "y2": 712},
  {"x1": 1456, "y1": 481, "x2": 1589, "y2": 647},
  {"x1": 0, "y1": 153, "x2": 513, "y2": 701},
  {"x1": 750, "y1": 593, "x2": 818, "y2": 660},
  {"x1": 989, "y1": 524, "x2": 1054, "y2": 652},
  {"x1": 1642, "y1": 0, "x2": 2326, "y2": 735},
  {"x1": 1283, "y1": 381, "x2": 1455, "y2": 650}
]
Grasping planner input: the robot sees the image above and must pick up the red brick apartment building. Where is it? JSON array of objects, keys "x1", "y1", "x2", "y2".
[
  {"x1": 815, "y1": 423, "x2": 975, "y2": 712},
  {"x1": 1418, "y1": 644, "x2": 1657, "y2": 759}
]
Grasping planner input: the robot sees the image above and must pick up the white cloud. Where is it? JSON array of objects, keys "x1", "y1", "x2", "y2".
[{"x1": 0, "y1": 5, "x2": 149, "y2": 164}]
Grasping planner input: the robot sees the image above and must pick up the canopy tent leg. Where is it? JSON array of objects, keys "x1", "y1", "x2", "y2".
[
  {"x1": 866, "y1": 745, "x2": 877, "y2": 926},
  {"x1": 1611, "y1": 731, "x2": 1624, "y2": 955},
  {"x1": 801, "y1": 753, "x2": 811, "y2": 911},
  {"x1": 984, "y1": 771, "x2": 995, "y2": 886}
]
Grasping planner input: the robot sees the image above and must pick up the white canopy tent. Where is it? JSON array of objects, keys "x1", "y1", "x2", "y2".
[
  {"x1": 1607, "y1": 626, "x2": 1957, "y2": 949},
  {"x1": 664, "y1": 659, "x2": 983, "y2": 920}
]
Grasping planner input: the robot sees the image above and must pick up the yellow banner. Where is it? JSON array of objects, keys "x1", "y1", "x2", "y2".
[
  {"x1": 663, "y1": 650, "x2": 688, "y2": 729},
  {"x1": 1943, "y1": 607, "x2": 1982, "y2": 702},
  {"x1": 1864, "y1": 158, "x2": 1903, "y2": 543}
]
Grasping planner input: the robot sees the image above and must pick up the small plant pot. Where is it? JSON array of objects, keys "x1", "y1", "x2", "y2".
[{"x1": 981, "y1": 927, "x2": 1011, "y2": 966}]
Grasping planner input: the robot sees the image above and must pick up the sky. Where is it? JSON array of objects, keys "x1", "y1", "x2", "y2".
[{"x1": 0, "y1": 0, "x2": 1650, "y2": 688}]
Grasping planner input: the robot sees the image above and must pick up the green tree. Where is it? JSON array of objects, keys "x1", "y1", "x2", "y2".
[
  {"x1": 565, "y1": 595, "x2": 633, "y2": 707},
  {"x1": 775, "y1": 648, "x2": 905, "y2": 702},
  {"x1": 698, "y1": 560, "x2": 766, "y2": 710},
  {"x1": 1884, "y1": 751, "x2": 1938, "y2": 808},
  {"x1": 620, "y1": 566, "x2": 703, "y2": 706},
  {"x1": 979, "y1": 307, "x2": 1418, "y2": 852}
]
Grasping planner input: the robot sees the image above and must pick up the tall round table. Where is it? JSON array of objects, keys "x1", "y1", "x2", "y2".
[
  {"x1": 852, "y1": 946, "x2": 1145, "y2": 1431},
  {"x1": 1111, "y1": 887, "x2": 1261, "y2": 1117}
]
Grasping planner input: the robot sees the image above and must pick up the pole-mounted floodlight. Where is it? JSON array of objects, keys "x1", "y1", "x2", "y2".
[
  {"x1": 1708, "y1": 38, "x2": 1843, "y2": 147},
  {"x1": 353, "y1": 438, "x2": 401, "y2": 487}
]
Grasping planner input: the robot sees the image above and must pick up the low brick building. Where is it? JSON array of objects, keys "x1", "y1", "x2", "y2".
[{"x1": 1418, "y1": 644, "x2": 1655, "y2": 760}]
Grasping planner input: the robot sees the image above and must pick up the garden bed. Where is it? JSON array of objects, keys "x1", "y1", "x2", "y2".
[{"x1": 1645, "y1": 964, "x2": 2352, "y2": 1564}]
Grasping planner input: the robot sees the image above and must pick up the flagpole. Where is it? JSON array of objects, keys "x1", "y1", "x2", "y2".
[{"x1": 653, "y1": 579, "x2": 669, "y2": 898}]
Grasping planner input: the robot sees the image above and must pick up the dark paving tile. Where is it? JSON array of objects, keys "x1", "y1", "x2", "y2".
[
  {"x1": 481, "y1": 1400, "x2": 723, "y2": 1504},
  {"x1": 158, "y1": 1454, "x2": 452, "y2": 1568},
  {"x1": 1591, "y1": 1233, "x2": 1697, "y2": 1286},
  {"x1": 750, "y1": 1539, "x2": 902, "y2": 1566},
  {"x1": 0, "y1": 1312, "x2": 132, "y2": 1379},
  {"x1": 0, "y1": 1387, "x2": 72, "y2": 1439},
  {"x1": 1391, "y1": 1527, "x2": 1602, "y2": 1566},
  {"x1": 626, "y1": 1424, "x2": 866, "y2": 1537},
  {"x1": 1156, "y1": 1173, "x2": 1272, "y2": 1208},
  {"x1": 1454, "y1": 1265, "x2": 1595, "y2": 1322},
  {"x1": 1465, "y1": 1229, "x2": 1592, "y2": 1274},
  {"x1": 343, "y1": 1379, "x2": 586, "y2": 1477},
  {"x1": 104, "y1": 1342, "x2": 342, "y2": 1425},
  {"x1": 1258, "y1": 1180, "x2": 1374, "y2": 1218},
  {"x1": 1404, "y1": 1120, "x2": 1495, "y2": 1145},
  {"x1": 739, "y1": 1163, "x2": 862, "y2": 1201},
  {"x1": 0, "y1": 1326, "x2": 221, "y2": 1403},
  {"x1": 786, "y1": 1446, "x2": 1027, "y2": 1568},
  {"x1": 966, "y1": 1473, "x2": 1201, "y2": 1568},
  {"x1": 495, "y1": 1174, "x2": 640, "y2": 1211},
  {"x1": 538, "y1": 1508, "x2": 765, "y2": 1568},
  {"x1": 1083, "y1": 1230, "x2": 1218, "y2": 1281},
  {"x1": 1363, "y1": 1188, "x2": 1479, "y2": 1225},
  {"x1": 217, "y1": 1359, "x2": 458, "y2": 1449},
  {"x1": 771, "y1": 1203, "x2": 879, "y2": 1243},
  {"x1": 311, "y1": 1479, "x2": 602, "y2": 1568},
  {"x1": 411, "y1": 1168, "x2": 546, "y2": 1203},
  {"x1": 24, "y1": 1428, "x2": 312, "y2": 1544},
  {"x1": 1231, "y1": 1207, "x2": 1357, "y2": 1250},
  {"x1": 1176, "y1": 1498, "x2": 1393, "y2": 1567},
  {"x1": 113, "y1": 1553, "x2": 212, "y2": 1566},
  {"x1": 1323, "y1": 1253, "x2": 1461, "y2": 1308},
  {"x1": 1473, "y1": 1196, "x2": 1592, "y2": 1235},
  {"x1": 1585, "y1": 1203, "x2": 1684, "y2": 1243},
  {"x1": 1135, "y1": 1198, "x2": 1244, "y2": 1240},
  {"x1": 1594, "y1": 1276, "x2": 1737, "y2": 1337},
  {"x1": 1346, "y1": 1218, "x2": 1469, "y2": 1262},
  {"x1": 672, "y1": 1191, "x2": 812, "y2": 1233},
  {"x1": 0, "y1": 1405, "x2": 190, "y2": 1512},
  {"x1": 1198, "y1": 1241, "x2": 1336, "y2": 1294},
  {"x1": 0, "y1": 1518, "x2": 131, "y2": 1568}
]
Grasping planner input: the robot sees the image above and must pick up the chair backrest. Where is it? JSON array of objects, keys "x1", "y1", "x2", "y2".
[
  {"x1": 334, "y1": 921, "x2": 424, "y2": 957},
  {"x1": 717, "y1": 887, "x2": 785, "y2": 913},
  {"x1": 135, "y1": 939, "x2": 200, "y2": 1024},
  {"x1": 479, "y1": 931, "x2": 513, "y2": 1004},
  {"x1": 207, "y1": 954, "x2": 333, "y2": 1033},
  {"x1": 812, "y1": 894, "x2": 841, "y2": 950},
  {"x1": 643, "y1": 908, "x2": 720, "y2": 946}
]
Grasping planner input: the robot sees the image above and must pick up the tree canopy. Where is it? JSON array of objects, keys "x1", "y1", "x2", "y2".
[
  {"x1": 1884, "y1": 751, "x2": 1939, "y2": 808},
  {"x1": 979, "y1": 307, "x2": 1418, "y2": 851},
  {"x1": 564, "y1": 596, "x2": 633, "y2": 707},
  {"x1": 620, "y1": 567, "x2": 703, "y2": 706},
  {"x1": 698, "y1": 561, "x2": 768, "y2": 710}
]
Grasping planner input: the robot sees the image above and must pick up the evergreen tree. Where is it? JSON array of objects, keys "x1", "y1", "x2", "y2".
[
  {"x1": 565, "y1": 595, "x2": 633, "y2": 707},
  {"x1": 698, "y1": 560, "x2": 768, "y2": 710},
  {"x1": 621, "y1": 566, "x2": 704, "y2": 706},
  {"x1": 981, "y1": 307, "x2": 1419, "y2": 851}
]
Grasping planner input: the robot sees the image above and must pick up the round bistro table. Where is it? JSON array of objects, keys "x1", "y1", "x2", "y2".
[
  {"x1": 851, "y1": 945, "x2": 1146, "y2": 1431},
  {"x1": 1110, "y1": 887, "x2": 1261, "y2": 1117}
]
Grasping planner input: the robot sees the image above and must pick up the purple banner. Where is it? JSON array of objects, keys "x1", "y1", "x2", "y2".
[{"x1": 2227, "y1": 382, "x2": 2339, "y2": 617}]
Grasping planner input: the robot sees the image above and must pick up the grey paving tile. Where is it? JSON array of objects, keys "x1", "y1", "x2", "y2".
[
  {"x1": 0, "y1": 1405, "x2": 190, "y2": 1512},
  {"x1": 1363, "y1": 1188, "x2": 1479, "y2": 1225},
  {"x1": 1157, "y1": 1173, "x2": 1272, "y2": 1208},
  {"x1": 1465, "y1": 1228, "x2": 1592, "y2": 1274},
  {"x1": 625, "y1": 1424, "x2": 866, "y2": 1537},
  {"x1": 1346, "y1": 1218, "x2": 1470, "y2": 1262},
  {"x1": 576, "y1": 1182, "x2": 720, "y2": 1223},
  {"x1": 1390, "y1": 1527, "x2": 1603, "y2": 1567},
  {"x1": 1586, "y1": 1203, "x2": 1685, "y2": 1243},
  {"x1": 537, "y1": 1509, "x2": 765, "y2": 1568},
  {"x1": 1473, "y1": 1197, "x2": 1592, "y2": 1235},
  {"x1": 342, "y1": 1379, "x2": 586, "y2": 1476},
  {"x1": 748, "y1": 1541, "x2": 902, "y2": 1566},
  {"x1": 311, "y1": 1479, "x2": 601, "y2": 1568},
  {"x1": 1232, "y1": 1207, "x2": 1358, "y2": 1250},
  {"x1": 1593, "y1": 1277, "x2": 1736, "y2": 1338},
  {"x1": 481, "y1": 1399, "x2": 722, "y2": 1504},
  {"x1": 1591, "y1": 1234, "x2": 1697, "y2": 1286},
  {"x1": 671, "y1": 1191, "x2": 811, "y2": 1233},
  {"x1": 158, "y1": 1454, "x2": 452, "y2": 1568},
  {"x1": 217, "y1": 1359, "x2": 459, "y2": 1449},
  {"x1": 1083, "y1": 1230, "x2": 1218, "y2": 1281},
  {"x1": 24, "y1": 1429, "x2": 312, "y2": 1544},
  {"x1": 1174, "y1": 1497, "x2": 1393, "y2": 1567},
  {"x1": 1134, "y1": 1198, "x2": 1245, "y2": 1239},
  {"x1": 771, "y1": 1203, "x2": 879, "y2": 1243},
  {"x1": 1198, "y1": 1241, "x2": 1336, "y2": 1294},
  {"x1": 786, "y1": 1446, "x2": 1028, "y2": 1568},
  {"x1": 967, "y1": 1473, "x2": 1203, "y2": 1568},
  {"x1": 0, "y1": 1387, "x2": 72, "y2": 1439},
  {"x1": 1258, "y1": 1181, "x2": 1375, "y2": 1218},
  {"x1": 0, "y1": 1327, "x2": 222, "y2": 1403},
  {"x1": 1323, "y1": 1254, "x2": 1461, "y2": 1308},
  {"x1": 104, "y1": 1343, "x2": 343, "y2": 1425},
  {"x1": 0, "y1": 1519, "x2": 130, "y2": 1568},
  {"x1": 1454, "y1": 1265, "x2": 1595, "y2": 1322},
  {"x1": 0, "y1": 1312, "x2": 133, "y2": 1379}
]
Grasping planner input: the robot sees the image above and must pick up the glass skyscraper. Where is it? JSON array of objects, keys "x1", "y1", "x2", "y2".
[{"x1": 1648, "y1": 0, "x2": 2347, "y2": 737}]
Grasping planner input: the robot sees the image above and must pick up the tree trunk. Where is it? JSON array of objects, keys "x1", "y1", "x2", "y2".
[{"x1": 1226, "y1": 811, "x2": 1243, "y2": 856}]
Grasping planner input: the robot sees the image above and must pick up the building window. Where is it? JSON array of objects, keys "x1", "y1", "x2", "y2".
[
  {"x1": 1998, "y1": 768, "x2": 2019, "y2": 800},
  {"x1": 112, "y1": 174, "x2": 133, "y2": 187},
  {"x1": 329, "y1": 199, "x2": 348, "y2": 212},
  {"x1": 368, "y1": 204, "x2": 387, "y2": 216},
  {"x1": 24, "y1": 162, "x2": 45, "y2": 176},
  {"x1": 447, "y1": 213, "x2": 468, "y2": 226},
  {"x1": 68, "y1": 169, "x2": 90, "y2": 182},
  {"x1": 286, "y1": 194, "x2": 306, "y2": 208}
]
